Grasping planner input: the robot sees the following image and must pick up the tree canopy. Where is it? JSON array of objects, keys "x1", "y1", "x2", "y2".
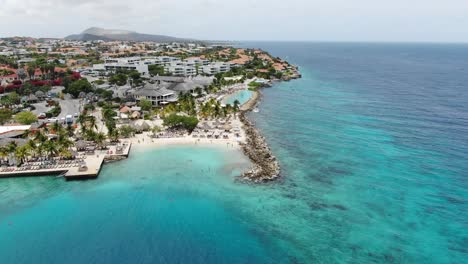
[
  {"x1": 162, "y1": 114, "x2": 198, "y2": 132},
  {"x1": 65, "y1": 79, "x2": 94, "y2": 98},
  {"x1": 14, "y1": 111, "x2": 37, "y2": 125},
  {"x1": 109, "y1": 73, "x2": 128, "y2": 86},
  {"x1": 0, "y1": 108, "x2": 13, "y2": 125},
  {"x1": 148, "y1": 65, "x2": 165, "y2": 76},
  {"x1": 138, "y1": 99, "x2": 152, "y2": 112}
]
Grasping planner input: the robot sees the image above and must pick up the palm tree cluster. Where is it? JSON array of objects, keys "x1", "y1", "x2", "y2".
[
  {"x1": 160, "y1": 92, "x2": 197, "y2": 117},
  {"x1": 26, "y1": 62, "x2": 58, "y2": 81},
  {"x1": 0, "y1": 123, "x2": 75, "y2": 166},
  {"x1": 199, "y1": 98, "x2": 240, "y2": 119},
  {"x1": 101, "y1": 104, "x2": 120, "y2": 142},
  {"x1": 77, "y1": 110, "x2": 107, "y2": 149}
]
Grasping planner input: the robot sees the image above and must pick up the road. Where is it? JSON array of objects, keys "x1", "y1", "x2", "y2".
[
  {"x1": 31, "y1": 102, "x2": 49, "y2": 115},
  {"x1": 58, "y1": 99, "x2": 82, "y2": 118}
]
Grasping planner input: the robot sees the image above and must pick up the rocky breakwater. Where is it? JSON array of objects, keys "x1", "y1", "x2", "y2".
[{"x1": 239, "y1": 113, "x2": 280, "y2": 182}]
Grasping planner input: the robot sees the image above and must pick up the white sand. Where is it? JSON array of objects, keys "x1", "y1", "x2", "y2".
[{"x1": 125, "y1": 132, "x2": 244, "y2": 150}]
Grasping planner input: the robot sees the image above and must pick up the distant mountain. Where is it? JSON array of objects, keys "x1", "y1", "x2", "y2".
[{"x1": 65, "y1": 27, "x2": 192, "y2": 42}]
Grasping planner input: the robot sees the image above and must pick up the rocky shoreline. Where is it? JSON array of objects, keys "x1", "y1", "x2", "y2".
[
  {"x1": 239, "y1": 111, "x2": 280, "y2": 182},
  {"x1": 237, "y1": 68, "x2": 301, "y2": 182}
]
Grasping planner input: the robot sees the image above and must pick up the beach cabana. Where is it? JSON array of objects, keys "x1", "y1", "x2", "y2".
[
  {"x1": 212, "y1": 120, "x2": 222, "y2": 128},
  {"x1": 141, "y1": 122, "x2": 151, "y2": 131},
  {"x1": 76, "y1": 140, "x2": 87, "y2": 151},
  {"x1": 201, "y1": 123, "x2": 211, "y2": 132}
]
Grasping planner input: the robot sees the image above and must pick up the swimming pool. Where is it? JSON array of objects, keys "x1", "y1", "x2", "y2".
[{"x1": 223, "y1": 89, "x2": 253, "y2": 105}]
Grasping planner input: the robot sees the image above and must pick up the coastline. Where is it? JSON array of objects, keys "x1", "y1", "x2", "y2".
[
  {"x1": 125, "y1": 133, "x2": 243, "y2": 151},
  {"x1": 237, "y1": 89, "x2": 281, "y2": 182}
]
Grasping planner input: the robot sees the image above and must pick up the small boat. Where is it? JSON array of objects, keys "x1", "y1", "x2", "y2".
[{"x1": 253, "y1": 108, "x2": 259, "y2": 113}]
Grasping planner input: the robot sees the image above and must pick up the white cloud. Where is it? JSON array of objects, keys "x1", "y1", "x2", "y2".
[{"x1": 0, "y1": 0, "x2": 467, "y2": 42}]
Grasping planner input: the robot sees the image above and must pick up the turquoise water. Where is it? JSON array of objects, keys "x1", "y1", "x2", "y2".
[
  {"x1": 1, "y1": 43, "x2": 468, "y2": 263},
  {"x1": 223, "y1": 89, "x2": 253, "y2": 105}
]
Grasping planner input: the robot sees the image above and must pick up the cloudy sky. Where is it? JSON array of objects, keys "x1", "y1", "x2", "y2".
[{"x1": 1, "y1": 0, "x2": 467, "y2": 42}]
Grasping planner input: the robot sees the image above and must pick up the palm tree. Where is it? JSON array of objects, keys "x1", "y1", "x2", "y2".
[
  {"x1": 0, "y1": 146, "x2": 9, "y2": 165},
  {"x1": 27, "y1": 63, "x2": 35, "y2": 80},
  {"x1": 76, "y1": 111, "x2": 86, "y2": 127},
  {"x1": 34, "y1": 130, "x2": 48, "y2": 144},
  {"x1": 233, "y1": 100, "x2": 240, "y2": 114},
  {"x1": 94, "y1": 132, "x2": 106, "y2": 149},
  {"x1": 50, "y1": 122, "x2": 63, "y2": 135},
  {"x1": 213, "y1": 103, "x2": 221, "y2": 118},
  {"x1": 66, "y1": 124, "x2": 75, "y2": 137},
  {"x1": 57, "y1": 136, "x2": 73, "y2": 150},
  {"x1": 17, "y1": 68, "x2": 27, "y2": 82},
  {"x1": 86, "y1": 115, "x2": 97, "y2": 131},
  {"x1": 15, "y1": 146, "x2": 28, "y2": 166},
  {"x1": 7, "y1": 141, "x2": 17, "y2": 155},
  {"x1": 108, "y1": 129, "x2": 120, "y2": 142},
  {"x1": 225, "y1": 104, "x2": 233, "y2": 117},
  {"x1": 42, "y1": 140, "x2": 58, "y2": 159},
  {"x1": 26, "y1": 140, "x2": 37, "y2": 158}
]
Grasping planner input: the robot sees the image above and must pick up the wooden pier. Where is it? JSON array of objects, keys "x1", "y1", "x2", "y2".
[{"x1": 0, "y1": 142, "x2": 132, "y2": 180}]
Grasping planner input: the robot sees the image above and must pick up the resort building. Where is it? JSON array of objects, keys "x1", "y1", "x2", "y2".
[
  {"x1": 132, "y1": 83, "x2": 177, "y2": 107},
  {"x1": 164, "y1": 62, "x2": 196, "y2": 76},
  {"x1": 93, "y1": 60, "x2": 149, "y2": 75},
  {"x1": 202, "y1": 62, "x2": 231, "y2": 75}
]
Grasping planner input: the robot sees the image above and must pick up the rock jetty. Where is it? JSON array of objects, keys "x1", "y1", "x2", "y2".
[{"x1": 239, "y1": 112, "x2": 280, "y2": 183}]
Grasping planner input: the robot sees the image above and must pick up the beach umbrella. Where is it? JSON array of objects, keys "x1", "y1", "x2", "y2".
[
  {"x1": 201, "y1": 123, "x2": 211, "y2": 131},
  {"x1": 76, "y1": 140, "x2": 87, "y2": 150},
  {"x1": 212, "y1": 120, "x2": 222, "y2": 127},
  {"x1": 223, "y1": 124, "x2": 232, "y2": 131}
]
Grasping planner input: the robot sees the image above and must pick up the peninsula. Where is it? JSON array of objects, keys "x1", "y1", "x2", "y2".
[{"x1": 0, "y1": 35, "x2": 300, "y2": 182}]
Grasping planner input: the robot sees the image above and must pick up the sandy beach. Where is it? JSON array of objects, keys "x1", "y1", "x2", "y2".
[{"x1": 125, "y1": 132, "x2": 244, "y2": 151}]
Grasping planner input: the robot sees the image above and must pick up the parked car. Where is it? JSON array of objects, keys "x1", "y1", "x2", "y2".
[{"x1": 37, "y1": 113, "x2": 47, "y2": 119}]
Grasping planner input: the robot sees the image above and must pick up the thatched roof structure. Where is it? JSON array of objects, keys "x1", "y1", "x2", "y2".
[
  {"x1": 141, "y1": 122, "x2": 151, "y2": 131},
  {"x1": 76, "y1": 140, "x2": 87, "y2": 150},
  {"x1": 200, "y1": 123, "x2": 211, "y2": 131}
]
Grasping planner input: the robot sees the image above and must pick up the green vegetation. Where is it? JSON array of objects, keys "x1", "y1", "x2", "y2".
[
  {"x1": 0, "y1": 124, "x2": 76, "y2": 166},
  {"x1": 128, "y1": 71, "x2": 143, "y2": 86},
  {"x1": 159, "y1": 92, "x2": 197, "y2": 117},
  {"x1": 162, "y1": 114, "x2": 199, "y2": 132},
  {"x1": 198, "y1": 98, "x2": 239, "y2": 119},
  {"x1": 0, "y1": 108, "x2": 13, "y2": 125},
  {"x1": 64, "y1": 79, "x2": 94, "y2": 98},
  {"x1": 94, "y1": 88, "x2": 114, "y2": 100},
  {"x1": 0, "y1": 69, "x2": 14, "y2": 76},
  {"x1": 46, "y1": 105, "x2": 61, "y2": 118},
  {"x1": 109, "y1": 73, "x2": 128, "y2": 86},
  {"x1": 14, "y1": 111, "x2": 38, "y2": 125},
  {"x1": 119, "y1": 125, "x2": 136, "y2": 138},
  {"x1": 93, "y1": 79, "x2": 106, "y2": 85},
  {"x1": 0, "y1": 92, "x2": 20, "y2": 106},
  {"x1": 148, "y1": 65, "x2": 166, "y2": 76},
  {"x1": 138, "y1": 98, "x2": 152, "y2": 111},
  {"x1": 0, "y1": 55, "x2": 17, "y2": 68}
]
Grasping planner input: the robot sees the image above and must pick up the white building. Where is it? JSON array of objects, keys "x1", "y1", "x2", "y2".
[
  {"x1": 202, "y1": 62, "x2": 231, "y2": 75},
  {"x1": 93, "y1": 57, "x2": 149, "y2": 75}
]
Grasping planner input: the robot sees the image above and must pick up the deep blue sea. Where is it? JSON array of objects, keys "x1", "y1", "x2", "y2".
[{"x1": 1, "y1": 43, "x2": 467, "y2": 263}]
